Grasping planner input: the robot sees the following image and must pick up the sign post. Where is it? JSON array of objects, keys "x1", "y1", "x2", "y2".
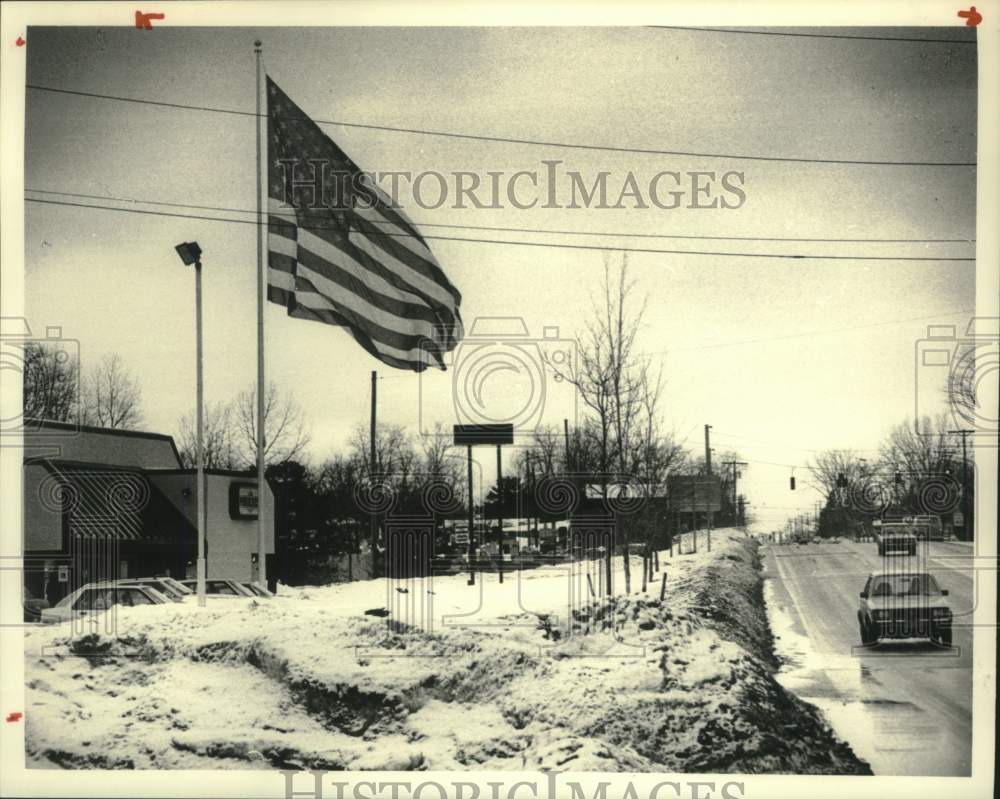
[{"x1": 454, "y1": 424, "x2": 514, "y2": 586}]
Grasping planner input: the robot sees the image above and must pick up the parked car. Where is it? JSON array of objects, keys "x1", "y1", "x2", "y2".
[
  {"x1": 23, "y1": 586, "x2": 49, "y2": 622},
  {"x1": 240, "y1": 582, "x2": 273, "y2": 598},
  {"x1": 179, "y1": 579, "x2": 255, "y2": 597},
  {"x1": 857, "y1": 570, "x2": 952, "y2": 646},
  {"x1": 117, "y1": 577, "x2": 190, "y2": 602},
  {"x1": 41, "y1": 582, "x2": 171, "y2": 623}
]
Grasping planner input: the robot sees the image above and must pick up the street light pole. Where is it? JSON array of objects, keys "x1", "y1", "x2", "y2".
[
  {"x1": 175, "y1": 241, "x2": 206, "y2": 607},
  {"x1": 195, "y1": 258, "x2": 206, "y2": 607}
]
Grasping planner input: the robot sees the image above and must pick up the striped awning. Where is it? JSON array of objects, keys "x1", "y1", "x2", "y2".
[{"x1": 37, "y1": 462, "x2": 194, "y2": 545}]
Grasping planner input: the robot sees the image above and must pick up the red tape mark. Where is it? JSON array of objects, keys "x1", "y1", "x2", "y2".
[
  {"x1": 15, "y1": 35, "x2": 25, "y2": 46},
  {"x1": 6, "y1": 712, "x2": 23, "y2": 723},
  {"x1": 957, "y1": 6, "x2": 983, "y2": 26},
  {"x1": 135, "y1": 11, "x2": 165, "y2": 29}
]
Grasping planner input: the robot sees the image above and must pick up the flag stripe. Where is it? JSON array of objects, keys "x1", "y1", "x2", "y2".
[
  {"x1": 279, "y1": 200, "x2": 461, "y2": 320},
  {"x1": 268, "y1": 202, "x2": 459, "y2": 322},
  {"x1": 352, "y1": 202, "x2": 436, "y2": 264},
  {"x1": 271, "y1": 244, "x2": 448, "y2": 353},
  {"x1": 349, "y1": 212, "x2": 461, "y2": 306},
  {"x1": 291, "y1": 222, "x2": 453, "y2": 318},
  {"x1": 298, "y1": 259, "x2": 443, "y2": 336},
  {"x1": 290, "y1": 289, "x2": 443, "y2": 369},
  {"x1": 358, "y1": 175, "x2": 429, "y2": 247}
]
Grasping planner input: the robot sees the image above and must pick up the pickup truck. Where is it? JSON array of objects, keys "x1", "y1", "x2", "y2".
[{"x1": 858, "y1": 570, "x2": 952, "y2": 646}]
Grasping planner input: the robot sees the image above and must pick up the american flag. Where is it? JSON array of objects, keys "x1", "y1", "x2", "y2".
[{"x1": 265, "y1": 77, "x2": 463, "y2": 371}]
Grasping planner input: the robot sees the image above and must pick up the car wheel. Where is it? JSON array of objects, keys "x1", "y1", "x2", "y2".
[{"x1": 859, "y1": 616, "x2": 875, "y2": 645}]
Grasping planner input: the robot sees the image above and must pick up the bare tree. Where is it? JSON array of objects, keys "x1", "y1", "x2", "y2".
[
  {"x1": 233, "y1": 382, "x2": 310, "y2": 468},
  {"x1": 808, "y1": 449, "x2": 862, "y2": 498},
  {"x1": 548, "y1": 253, "x2": 661, "y2": 592},
  {"x1": 879, "y1": 415, "x2": 959, "y2": 483},
  {"x1": 419, "y1": 423, "x2": 457, "y2": 479},
  {"x1": 81, "y1": 353, "x2": 143, "y2": 429},
  {"x1": 512, "y1": 424, "x2": 562, "y2": 478},
  {"x1": 176, "y1": 401, "x2": 239, "y2": 469},
  {"x1": 22, "y1": 342, "x2": 79, "y2": 423}
]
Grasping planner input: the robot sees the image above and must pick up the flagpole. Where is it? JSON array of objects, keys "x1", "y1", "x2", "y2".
[
  {"x1": 255, "y1": 40, "x2": 268, "y2": 588},
  {"x1": 370, "y1": 370, "x2": 378, "y2": 578}
]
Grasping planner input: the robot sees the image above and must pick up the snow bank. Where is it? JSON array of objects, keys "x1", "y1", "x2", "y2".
[{"x1": 24, "y1": 529, "x2": 870, "y2": 773}]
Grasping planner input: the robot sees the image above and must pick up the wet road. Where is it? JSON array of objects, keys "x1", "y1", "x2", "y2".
[{"x1": 763, "y1": 538, "x2": 975, "y2": 776}]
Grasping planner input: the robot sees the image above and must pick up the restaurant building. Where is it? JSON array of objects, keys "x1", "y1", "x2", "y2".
[{"x1": 22, "y1": 419, "x2": 275, "y2": 604}]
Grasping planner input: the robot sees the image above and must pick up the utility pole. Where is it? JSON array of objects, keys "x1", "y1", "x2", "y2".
[
  {"x1": 947, "y1": 429, "x2": 974, "y2": 541},
  {"x1": 704, "y1": 425, "x2": 713, "y2": 474},
  {"x1": 563, "y1": 418, "x2": 572, "y2": 554},
  {"x1": 496, "y1": 444, "x2": 503, "y2": 584},
  {"x1": 466, "y1": 444, "x2": 475, "y2": 585},
  {"x1": 703, "y1": 425, "x2": 714, "y2": 544},
  {"x1": 563, "y1": 418, "x2": 571, "y2": 470},
  {"x1": 721, "y1": 460, "x2": 747, "y2": 525}
]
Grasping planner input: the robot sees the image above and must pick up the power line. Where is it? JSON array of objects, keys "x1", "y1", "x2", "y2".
[
  {"x1": 712, "y1": 430, "x2": 902, "y2": 453},
  {"x1": 647, "y1": 26, "x2": 977, "y2": 45},
  {"x1": 645, "y1": 307, "x2": 976, "y2": 355},
  {"x1": 24, "y1": 197, "x2": 977, "y2": 262},
  {"x1": 25, "y1": 188, "x2": 975, "y2": 245},
  {"x1": 25, "y1": 83, "x2": 977, "y2": 167}
]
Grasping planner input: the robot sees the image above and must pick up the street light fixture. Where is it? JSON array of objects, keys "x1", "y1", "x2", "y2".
[{"x1": 175, "y1": 241, "x2": 206, "y2": 607}]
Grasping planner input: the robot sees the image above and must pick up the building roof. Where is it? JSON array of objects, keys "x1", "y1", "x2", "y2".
[{"x1": 22, "y1": 418, "x2": 182, "y2": 469}]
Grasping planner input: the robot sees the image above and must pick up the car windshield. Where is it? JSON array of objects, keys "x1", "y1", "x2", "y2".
[
  {"x1": 163, "y1": 578, "x2": 193, "y2": 595},
  {"x1": 147, "y1": 580, "x2": 183, "y2": 598},
  {"x1": 124, "y1": 580, "x2": 180, "y2": 598},
  {"x1": 868, "y1": 574, "x2": 942, "y2": 596},
  {"x1": 73, "y1": 587, "x2": 156, "y2": 610}
]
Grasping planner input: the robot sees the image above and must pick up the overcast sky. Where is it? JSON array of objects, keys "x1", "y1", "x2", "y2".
[{"x1": 23, "y1": 26, "x2": 977, "y2": 526}]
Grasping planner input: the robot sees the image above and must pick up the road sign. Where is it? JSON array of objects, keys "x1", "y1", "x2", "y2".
[
  {"x1": 453, "y1": 423, "x2": 514, "y2": 446},
  {"x1": 667, "y1": 475, "x2": 723, "y2": 513}
]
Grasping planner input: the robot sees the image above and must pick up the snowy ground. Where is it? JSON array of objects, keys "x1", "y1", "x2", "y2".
[{"x1": 23, "y1": 528, "x2": 870, "y2": 773}]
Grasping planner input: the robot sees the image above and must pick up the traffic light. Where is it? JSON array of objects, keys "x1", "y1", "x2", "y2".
[{"x1": 789, "y1": 476, "x2": 796, "y2": 490}]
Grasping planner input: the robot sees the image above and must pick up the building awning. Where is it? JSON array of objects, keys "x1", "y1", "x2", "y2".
[{"x1": 34, "y1": 461, "x2": 196, "y2": 545}]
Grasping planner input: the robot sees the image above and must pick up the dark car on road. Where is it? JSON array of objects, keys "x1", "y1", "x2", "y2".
[{"x1": 875, "y1": 523, "x2": 918, "y2": 556}]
